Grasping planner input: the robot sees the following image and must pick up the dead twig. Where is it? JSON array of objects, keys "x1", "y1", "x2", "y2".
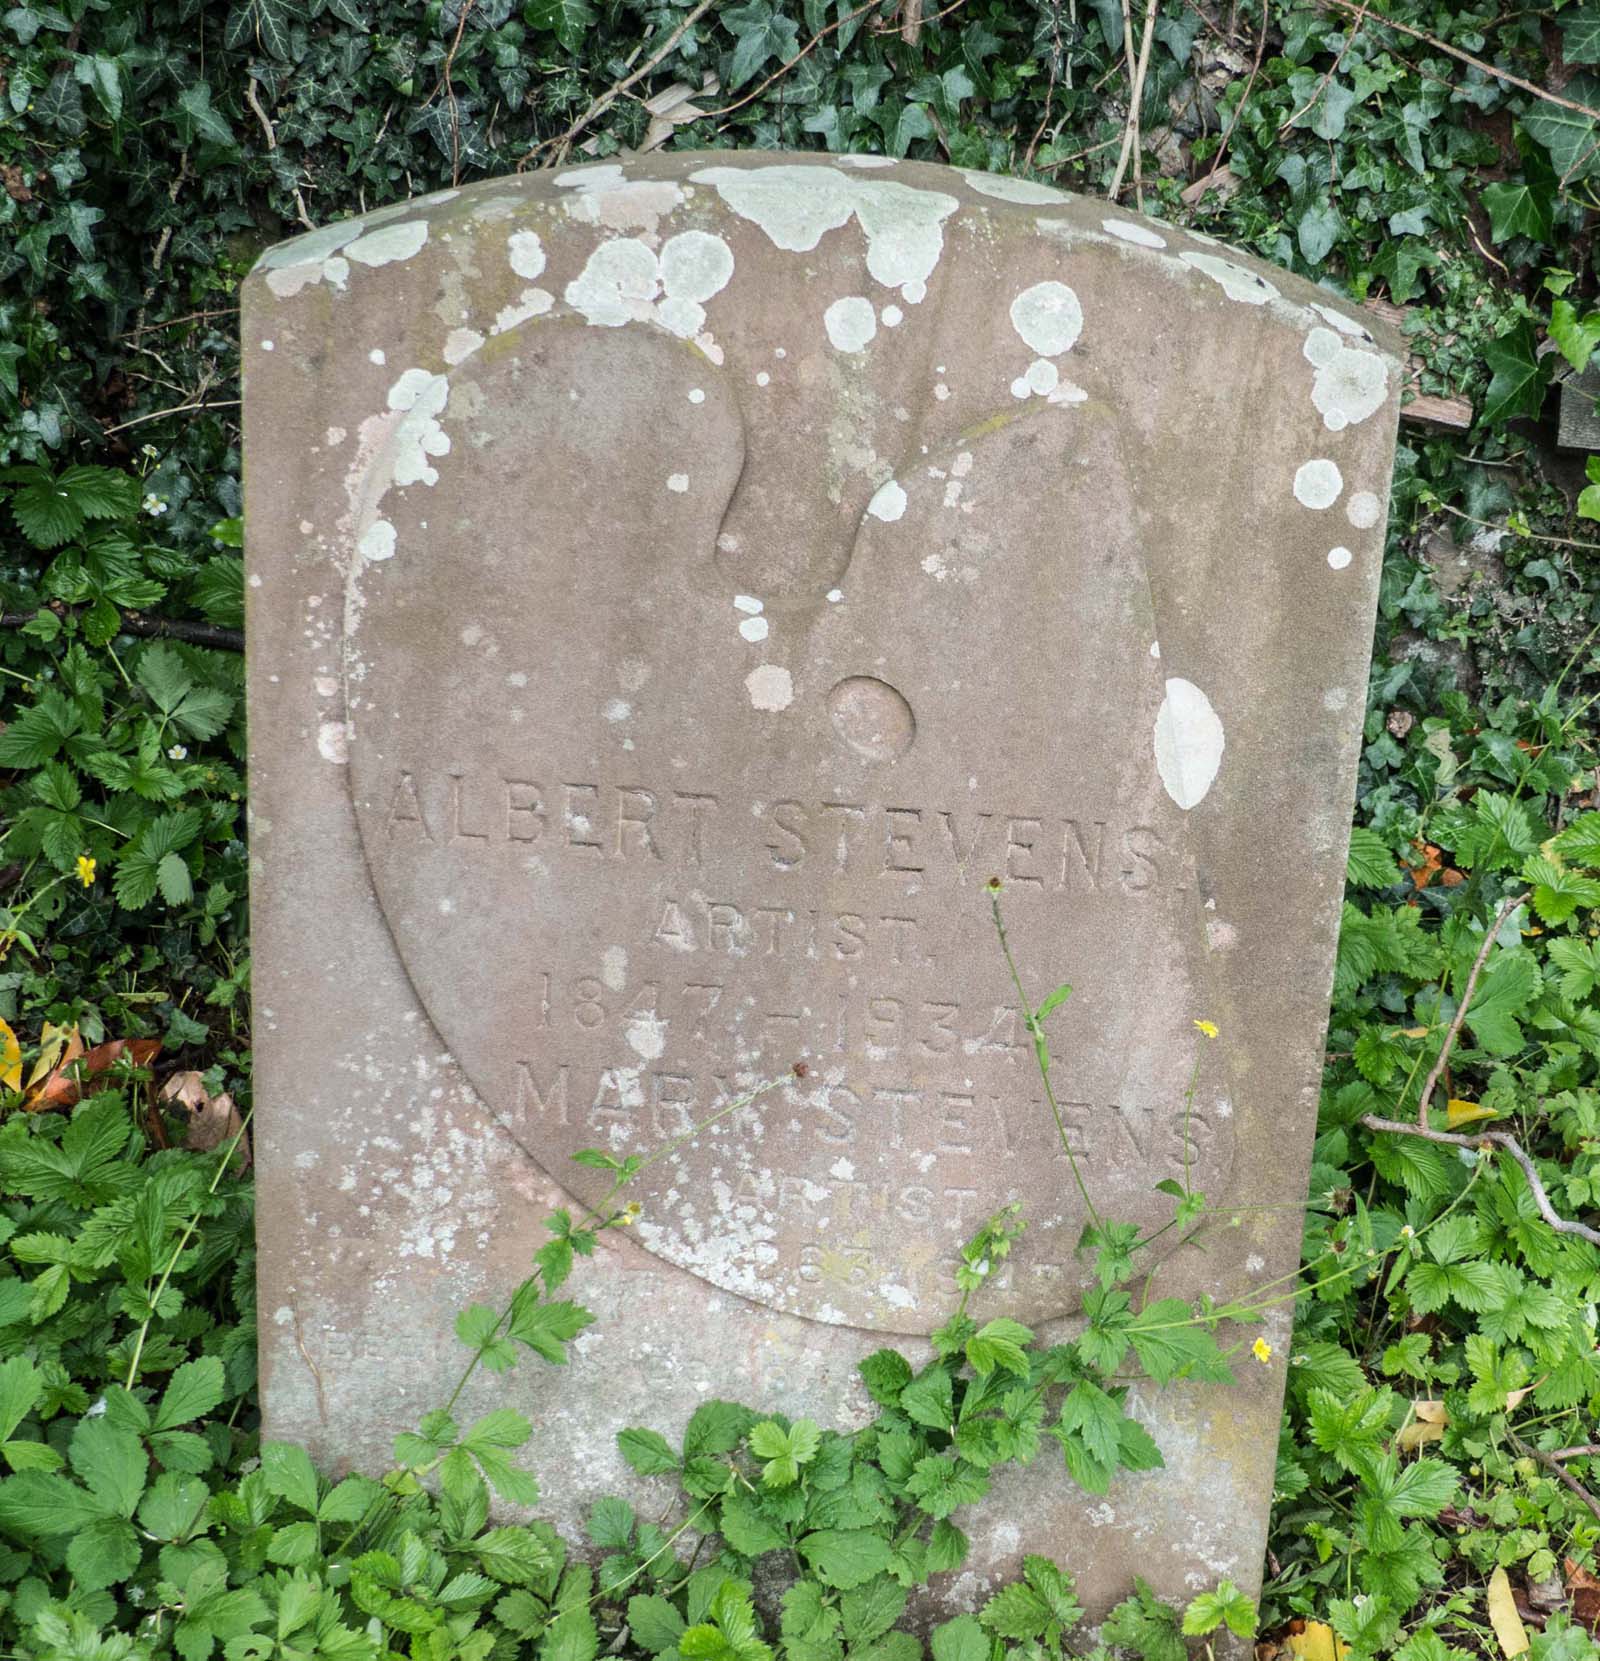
[
  {"x1": 1315, "y1": 0, "x2": 1600, "y2": 127},
  {"x1": 1360, "y1": 1115, "x2": 1600, "y2": 1246},
  {"x1": 1358, "y1": 890, "x2": 1600, "y2": 1249},
  {"x1": 1508, "y1": 1432, "x2": 1600, "y2": 1526},
  {"x1": 1107, "y1": 0, "x2": 1158, "y2": 206},
  {"x1": 1553, "y1": 1445, "x2": 1600, "y2": 1461},
  {"x1": 1, "y1": 608, "x2": 244, "y2": 652},
  {"x1": 524, "y1": 0, "x2": 723, "y2": 168},
  {"x1": 1189, "y1": 0, "x2": 1267, "y2": 201},
  {"x1": 1413, "y1": 892, "x2": 1527, "y2": 1129},
  {"x1": 244, "y1": 76, "x2": 315, "y2": 228},
  {"x1": 1279, "y1": 1, "x2": 1366, "y2": 136},
  {"x1": 102, "y1": 398, "x2": 241, "y2": 436}
]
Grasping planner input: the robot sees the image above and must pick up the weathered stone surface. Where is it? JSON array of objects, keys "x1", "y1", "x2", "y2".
[{"x1": 243, "y1": 152, "x2": 1402, "y2": 1619}]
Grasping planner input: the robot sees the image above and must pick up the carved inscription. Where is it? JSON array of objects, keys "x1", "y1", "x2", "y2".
[
  {"x1": 361, "y1": 752, "x2": 1231, "y2": 1329},
  {"x1": 384, "y1": 771, "x2": 1182, "y2": 896}
]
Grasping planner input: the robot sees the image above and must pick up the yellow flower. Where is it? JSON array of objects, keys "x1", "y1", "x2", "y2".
[
  {"x1": 1194, "y1": 1019, "x2": 1219, "y2": 1039},
  {"x1": 618, "y1": 1202, "x2": 642, "y2": 1226},
  {"x1": 75, "y1": 855, "x2": 97, "y2": 888},
  {"x1": 1252, "y1": 1337, "x2": 1273, "y2": 1365}
]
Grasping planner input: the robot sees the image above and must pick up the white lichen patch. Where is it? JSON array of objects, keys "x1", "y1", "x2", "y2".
[
  {"x1": 346, "y1": 220, "x2": 429, "y2": 268},
  {"x1": 625, "y1": 1012, "x2": 668, "y2": 1061},
  {"x1": 739, "y1": 616, "x2": 769, "y2": 642},
  {"x1": 259, "y1": 220, "x2": 364, "y2": 297},
  {"x1": 491, "y1": 288, "x2": 553, "y2": 334},
  {"x1": 881, "y1": 304, "x2": 904, "y2": 327},
  {"x1": 1346, "y1": 489, "x2": 1382, "y2": 529},
  {"x1": 825, "y1": 295, "x2": 878, "y2": 354},
  {"x1": 563, "y1": 232, "x2": 733, "y2": 339},
  {"x1": 745, "y1": 664, "x2": 794, "y2": 711},
  {"x1": 960, "y1": 169, "x2": 1069, "y2": 204},
  {"x1": 1303, "y1": 328, "x2": 1388, "y2": 430},
  {"x1": 358, "y1": 519, "x2": 397, "y2": 562},
  {"x1": 1179, "y1": 250, "x2": 1280, "y2": 305},
  {"x1": 666, "y1": 473, "x2": 689, "y2": 493},
  {"x1": 1102, "y1": 217, "x2": 1167, "y2": 248},
  {"x1": 601, "y1": 946, "x2": 628, "y2": 992},
  {"x1": 1010, "y1": 281, "x2": 1083, "y2": 357},
  {"x1": 1327, "y1": 545, "x2": 1353, "y2": 569},
  {"x1": 867, "y1": 478, "x2": 907, "y2": 522},
  {"x1": 560, "y1": 169, "x2": 685, "y2": 233},
  {"x1": 690, "y1": 164, "x2": 957, "y2": 301},
  {"x1": 507, "y1": 228, "x2": 546, "y2": 280},
  {"x1": 317, "y1": 720, "x2": 350, "y2": 764},
  {"x1": 1310, "y1": 300, "x2": 1374, "y2": 340},
  {"x1": 386, "y1": 369, "x2": 450, "y2": 488},
  {"x1": 1154, "y1": 678, "x2": 1225, "y2": 810},
  {"x1": 442, "y1": 327, "x2": 484, "y2": 366},
  {"x1": 1293, "y1": 458, "x2": 1343, "y2": 510}
]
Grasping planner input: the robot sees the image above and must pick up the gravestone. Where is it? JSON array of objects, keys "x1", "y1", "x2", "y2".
[{"x1": 243, "y1": 151, "x2": 1402, "y2": 1617}]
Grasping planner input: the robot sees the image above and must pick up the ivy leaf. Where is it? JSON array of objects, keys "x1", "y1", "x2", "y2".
[
  {"x1": 1564, "y1": 9, "x2": 1600, "y2": 64},
  {"x1": 722, "y1": 0, "x2": 800, "y2": 88},
  {"x1": 1522, "y1": 71, "x2": 1600, "y2": 178},
  {"x1": 1480, "y1": 321, "x2": 1550, "y2": 427},
  {"x1": 1483, "y1": 179, "x2": 1554, "y2": 246},
  {"x1": 1548, "y1": 299, "x2": 1600, "y2": 371},
  {"x1": 523, "y1": 0, "x2": 596, "y2": 52}
]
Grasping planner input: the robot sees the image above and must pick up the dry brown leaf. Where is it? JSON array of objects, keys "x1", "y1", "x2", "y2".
[
  {"x1": 1489, "y1": 1566, "x2": 1532, "y2": 1658},
  {"x1": 1565, "y1": 1558, "x2": 1600, "y2": 1634},
  {"x1": 25, "y1": 1035, "x2": 160, "y2": 1112},
  {"x1": 173, "y1": 1077, "x2": 251, "y2": 1167},
  {"x1": 1397, "y1": 1399, "x2": 1449, "y2": 1450}
]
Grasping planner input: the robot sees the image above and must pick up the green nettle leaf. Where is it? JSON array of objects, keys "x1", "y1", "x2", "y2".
[
  {"x1": 965, "y1": 1317, "x2": 1034, "y2": 1378},
  {"x1": 1480, "y1": 321, "x2": 1550, "y2": 427},
  {"x1": 899, "y1": 1366, "x2": 954, "y2": 1430},
  {"x1": 261, "y1": 1440, "x2": 321, "y2": 1514},
  {"x1": 1346, "y1": 826, "x2": 1402, "y2": 888},
  {"x1": 1182, "y1": 1580, "x2": 1258, "y2": 1639},
  {"x1": 155, "y1": 1356, "x2": 226, "y2": 1430},
  {"x1": 630, "y1": 1593, "x2": 688, "y2": 1655},
  {"x1": 617, "y1": 1426, "x2": 679, "y2": 1476},
  {"x1": 904, "y1": 1453, "x2": 989, "y2": 1519},
  {"x1": 800, "y1": 1528, "x2": 896, "y2": 1589},
  {"x1": 930, "y1": 1613, "x2": 988, "y2": 1661}
]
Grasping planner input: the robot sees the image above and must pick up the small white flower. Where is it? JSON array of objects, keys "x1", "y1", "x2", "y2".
[
  {"x1": 142, "y1": 492, "x2": 168, "y2": 516},
  {"x1": 974, "y1": 1259, "x2": 990, "y2": 1277},
  {"x1": 167, "y1": 744, "x2": 188, "y2": 761},
  {"x1": 1400, "y1": 1224, "x2": 1415, "y2": 1239},
  {"x1": 141, "y1": 443, "x2": 159, "y2": 458}
]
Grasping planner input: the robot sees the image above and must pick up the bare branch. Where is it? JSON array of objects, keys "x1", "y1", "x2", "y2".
[
  {"x1": 1, "y1": 608, "x2": 244, "y2": 652},
  {"x1": 1414, "y1": 891, "x2": 1528, "y2": 1128},
  {"x1": 1359, "y1": 1115, "x2": 1600, "y2": 1248}
]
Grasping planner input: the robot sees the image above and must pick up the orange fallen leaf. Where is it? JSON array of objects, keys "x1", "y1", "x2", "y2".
[
  {"x1": 25, "y1": 1036, "x2": 161, "y2": 1113},
  {"x1": 1490, "y1": 1566, "x2": 1531, "y2": 1658}
]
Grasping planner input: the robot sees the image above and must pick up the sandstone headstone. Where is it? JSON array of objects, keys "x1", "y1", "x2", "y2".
[{"x1": 243, "y1": 152, "x2": 1402, "y2": 1616}]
